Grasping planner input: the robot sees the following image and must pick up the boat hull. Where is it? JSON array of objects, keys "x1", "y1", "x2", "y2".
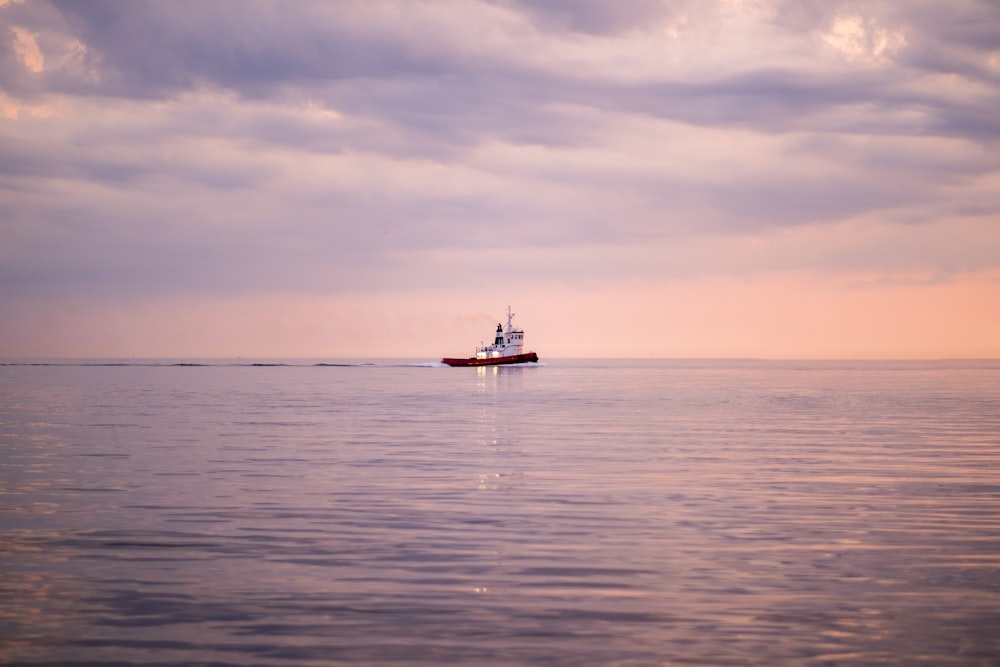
[{"x1": 441, "y1": 352, "x2": 539, "y2": 367}]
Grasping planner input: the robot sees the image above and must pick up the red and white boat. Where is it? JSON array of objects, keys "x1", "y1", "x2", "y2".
[{"x1": 441, "y1": 306, "x2": 539, "y2": 367}]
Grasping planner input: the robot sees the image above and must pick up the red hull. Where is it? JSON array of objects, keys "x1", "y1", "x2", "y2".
[{"x1": 441, "y1": 352, "x2": 539, "y2": 367}]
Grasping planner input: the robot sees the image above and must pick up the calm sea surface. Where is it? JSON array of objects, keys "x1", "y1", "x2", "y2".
[{"x1": 1, "y1": 359, "x2": 999, "y2": 666}]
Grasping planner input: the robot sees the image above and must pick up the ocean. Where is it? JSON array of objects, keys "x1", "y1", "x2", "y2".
[{"x1": 1, "y1": 359, "x2": 999, "y2": 666}]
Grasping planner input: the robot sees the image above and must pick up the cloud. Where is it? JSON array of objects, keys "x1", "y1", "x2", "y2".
[
  {"x1": 492, "y1": 0, "x2": 680, "y2": 36},
  {"x1": 0, "y1": 0, "x2": 998, "y2": 356}
]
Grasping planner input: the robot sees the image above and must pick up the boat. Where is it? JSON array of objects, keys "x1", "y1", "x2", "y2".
[{"x1": 441, "y1": 306, "x2": 539, "y2": 367}]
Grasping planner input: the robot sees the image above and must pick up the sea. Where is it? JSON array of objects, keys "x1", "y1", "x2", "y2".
[{"x1": 1, "y1": 358, "x2": 999, "y2": 666}]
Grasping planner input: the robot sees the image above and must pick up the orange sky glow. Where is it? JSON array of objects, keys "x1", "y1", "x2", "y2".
[{"x1": 4, "y1": 268, "x2": 998, "y2": 359}]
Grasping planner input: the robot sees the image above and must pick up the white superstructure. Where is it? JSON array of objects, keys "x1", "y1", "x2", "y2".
[{"x1": 476, "y1": 306, "x2": 526, "y2": 360}]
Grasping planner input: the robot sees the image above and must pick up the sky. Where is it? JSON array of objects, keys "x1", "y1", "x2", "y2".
[{"x1": 1, "y1": 0, "x2": 999, "y2": 359}]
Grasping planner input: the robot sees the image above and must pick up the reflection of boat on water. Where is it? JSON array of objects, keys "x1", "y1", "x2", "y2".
[{"x1": 441, "y1": 306, "x2": 540, "y2": 367}]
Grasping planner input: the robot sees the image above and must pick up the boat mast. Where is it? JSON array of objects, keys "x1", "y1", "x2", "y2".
[{"x1": 505, "y1": 305, "x2": 515, "y2": 333}]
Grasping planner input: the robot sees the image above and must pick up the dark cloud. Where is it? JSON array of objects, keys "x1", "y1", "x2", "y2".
[
  {"x1": 492, "y1": 0, "x2": 678, "y2": 35},
  {"x1": 4, "y1": 0, "x2": 996, "y2": 144},
  {"x1": 0, "y1": 0, "x2": 997, "y2": 307},
  {"x1": 41, "y1": 0, "x2": 457, "y2": 98}
]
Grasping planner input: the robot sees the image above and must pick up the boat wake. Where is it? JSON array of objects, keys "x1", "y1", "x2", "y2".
[{"x1": 2, "y1": 360, "x2": 475, "y2": 368}]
